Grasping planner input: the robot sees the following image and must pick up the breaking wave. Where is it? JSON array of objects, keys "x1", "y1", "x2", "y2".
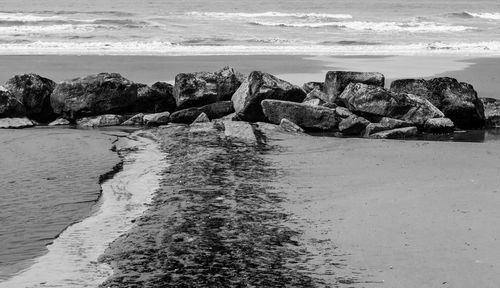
[
  {"x1": 185, "y1": 11, "x2": 353, "y2": 19},
  {"x1": 448, "y1": 11, "x2": 500, "y2": 20}
]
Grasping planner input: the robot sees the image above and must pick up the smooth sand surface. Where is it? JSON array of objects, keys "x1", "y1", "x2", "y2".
[{"x1": 266, "y1": 133, "x2": 500, "y2": 287}]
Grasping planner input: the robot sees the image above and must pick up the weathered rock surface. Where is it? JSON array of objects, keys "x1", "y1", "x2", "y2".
[
  {"x1": 303, "y1": 89, "x2": 328, "y2": 106},
  {"x1": 324, "y1": 71, "x2": 385, "y2": 104},
  {"x1": 76, "y1": 114, "x2": 124, "y2": 127},
  {"x1": 335, "y1": 107, "x2": 354, "y2": 118},
  {"x1": 170, "y1": 101, "x2": 234, "y2": 124},
  {"x1": 4, "y1": 73, "x2": 56, "y2": 122},
  {"x1": 261, "y1": 99, "x2": 339, "y2": 131},
  {"x1": 51, "y1": 73, "x2": 138, "y2": 119},
  {"x1": 232, "y1": 71, "x2": 306, "y2": 122},
  {"x1": 0, "y1": 117, "x2": 35, "y2": 129},
  {"x1": 363, "y1": 117, "x2": 412, "y2": 137},
  {"x1": 370, "y1": 126, "x2": 418, "y2": 139},
  {"x1": 192, "y1": 112, "x2": 210, "y2": 124},
  {"x1": 280, "y1": 118, "x2": 304, "y2": 133},
  {"x1": 390, "y1": 77, "x2": 485, "y2": 128},
  {"x1": 339, "y1": 115, "x2": 370, "y2": 135},
  {"x1": 302, "y1": 82, "x2": 324, "y2": 94},
  {"x1": 222, "y1": 120, "x2": 257, "y2": 143},
  {"x1": 481, "y1": 97, "x2": 500, "y2": 128},
  {"x1": 0, "y1": 88, "x2": 26, "y2": 117},
  {"x1": 174, "y1": 66, "x2": 243, "y2": 109},
  {"x1": 144, "y1": 111, "x2": 170, "y2": 126},
  {"x1": 133, "y1": 82, "x2": 175, "y2": 113},
  {"x1": 339, "y1": 83, "x2": 444, "y2": 125},
  {"x1": 48, "y1": 118, "x2": 71, "y2": 126},
  {"x1": 424, "y1": 118, "x2": 455, "y2": 133},
  {"x1": 121, "y1": 113, "x2": 145, "y2": 126}
]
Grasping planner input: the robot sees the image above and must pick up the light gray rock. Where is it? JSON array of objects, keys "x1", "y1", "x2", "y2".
[
  {"x1": 363, "y1": 117, "x2": 412, "y2": 137},
  {"x1": 77, "y1": 114, "x2": 124, "y2": 127},
  {"x1": 280, "y1": 118, "x2": 304, "y2": 133},
  {"x1": 481, "y1": 97, "x2": 500, "y2": 128},
  {"x1": 338, "y1": 115, "x2": 370, "y2": 135},
  {"x1": 370, "y1": 126, "x2": 418, "y2": 139},
  {"x1": 222, "y1": 121, "x2": 257, "y2": 143},
  {"x1": 232, "y1": 71, "x2": 306, "y2": 122},
  {"x1": 144, "y1": 111, "x2": 170, "y2": 126},
  {"x1": 424, "y1": 118, "x2": 455, "y2": 133},
  {"x1": 261, "y1": 99, "x2": 339, "y2": 131},
  {"x1": 48, "y1": 118, "x2": 71, "y2": 126},
  {"x1": 302, "y1": 82, "x2": 324, "y2": 94},
  {"x1": 339, "y1": 83, "x2": 444, "y2": 126},
  {"x1": 324, "y1": 71, "x2": 385, "y2": 104},
  {"x1": 335, "y1": 107, "x2": 354, "y2": 118},
  {"x1": 192, "y1": 112, "x2": 210, "y2": 124},
  {"x1": 0, "y1": 117, "x2": 35, "y2": 129},
  {"x1": 121, "y1": 113, "x2": 145, "y2": 126}
]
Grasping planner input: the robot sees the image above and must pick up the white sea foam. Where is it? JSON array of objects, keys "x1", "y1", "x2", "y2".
[
  {"x1": 0, "y1": 40, "x2": 499, "y2": 56},
  {"x1": 185, "y1": 11, "x2": 353, "y2": 19},
  {"x1": 0, "y1": 24, "x2": 104, "y2": 34},
  {"x1": 0, "y1": 132, "x2": 168, "y2": 288},
  {"x1": 250, "y1": 20, "x2": 473, "y2": 32},
  {"x1": 0, "y1": 12, "x2": 64, "y2": 22},
  {"x1": 464, "y1": 12, "x2": 500, "y2": 20}
]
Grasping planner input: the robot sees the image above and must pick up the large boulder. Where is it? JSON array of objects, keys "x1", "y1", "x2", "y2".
[
  {"x1": 132, "y1": 82, "x2": 175, "y2": 113},
  {"x1": 170, "y1": 101, "x2": 234, "y2": 124},
  {"x1": 0, "y1": 87, "x2": 26, "y2": 117},
  {"x1": 261, "y1": 99, "x2": 339, "y2": 131},
  {"x1": 121, "y1": 113, "x2": 145, "y2": 126},
  {"x1": 480, "y1": 97, "x2": 500, "y2": 128},
  {"x1": 174, "y1": 66, "x2": 243, "y2": 109},
  {"x1": 48, "y1": 118, "x2": 71, "y2": 126},
  {"x1": 144, "y1": 111, "x2": 170, "y2": 126},
  {"x1": 280, "y1": 118, "x2": 304, "y2": 133},
  {"x1": 339, "y1": 83, "x2": 444, "y2": 126},
  {"x1": 424, "y1": 118, "x2": 455, "y2": 133},
  {"x1": 324, "y1": 71, "x2": 385, "y2": 104},
  {"x1": 370, "y1": 126, "x2": 418, "y2": 139},
  {"x1": 302, "y1": 82, "x2": 324, "y2": 94},
  {"x1": 363, "y1": 117, "x2": 412, "y2": 137},
  {"x1": 51, "y1": 73, "x2": 138, "y2": 120},
  {"x1": 0, "y1": 117, "x2": 34, "y2": 129},
  {"x1": 4, "y1": 73, "x2": 56, "y2": 122},
  {"x1": 76, "y1": 114, "x2": 125, "y2": 127},
  {"x1": 339, "y1": 115, "x2": 370, "y2": 135},
  {"x1": 390, "y1": 77, "x2": 485, "y2": 128},
  {"x1": 232, "y1": 71, "x2": 306, "y2": 122}
]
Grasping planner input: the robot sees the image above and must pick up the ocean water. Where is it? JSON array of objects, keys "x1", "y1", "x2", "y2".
[
  {"x1": 0, "y1": 128, "x2": 121, "y2": 281},
  {"x1": 0, "y1": 0, "x2": 499, "y2": 55}
]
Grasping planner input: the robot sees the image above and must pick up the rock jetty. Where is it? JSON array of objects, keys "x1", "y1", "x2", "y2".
[{"x1": 0, "y1": 68, "x2": 494, "y2": 138}]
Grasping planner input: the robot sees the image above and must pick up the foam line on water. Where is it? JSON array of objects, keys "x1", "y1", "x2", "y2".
[{"x1": 0, "y1": 131, "x2": 168, "y2": 288}]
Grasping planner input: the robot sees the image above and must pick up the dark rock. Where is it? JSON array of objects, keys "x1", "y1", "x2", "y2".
[
  {"x1": 48, "y1": 118, "x2": 71, "y2": 126},
  {"x1": 170, "y1": 101, "x2": 234, "y2": 124},
  {"x1": 144, "y1": 112, "x2": 170, "y2": 126},
  {"x1": 424, "y1": 118, "x2": 455, "y2": 133},
  {"x1": 232, "y1": 71, "x2": 306, "y2": 122},
  {"x1": 324, "y1": 71, "x2": 385, "y2": 104},
  {"x1": 0, "y1": 117, "x2": 34, "y2": 129},
  {"x1": 192, "y1": 112, "x2": 210, "y2": 124},
  {"x1": 0, "y1": 87, "x2": 26, "y2": 117},
  {"x1": 339, "y1": 83, "x2": 444, "y2": 126},
  {"x1": 261, "y1": 99, "x2": 339, "y2": 131},
  {"x1": 133, "y1": 82, "x2": 175, "y2": 113},
  {"x1": 338, "y1": 115, "x2": 370, "y2": 135},
  {"x1": 390, "y1": 77, "x2": 485, "y2": 128},
  {"x1": 4, "y1": 73, "x2": 56, "y2": 122},
  {"x1": 363, "y1": 117, "x2": 412, "y2": 137},
  {"x1": 370, "y1": 126, "x2": 418, "y2": 139},
  {"x1": 480, "y1": 97, "x2": 500, "y2": 128},
  {"x1": 302, "y1": 82, "x2": 324, "y2": 94},
  {"x1": 51, "y1": 73, "x2": 138, "y2": 120},
  {"x1": 280, "y1": 118, "x2": 304, "y2": 133},
  {"x1": 174, "y1": 66, "x2": 243, "y2": 109},
  {"x1": 121, "y1": 113, "x2": 145, "y2": 126},
  {"x1": 76, "y1": 114, "x2": 125, "y2": 127}
]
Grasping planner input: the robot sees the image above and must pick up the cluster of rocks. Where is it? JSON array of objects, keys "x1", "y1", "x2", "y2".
[{"x1": 1, "y1": 67, "x2": 498, "y2": 140}]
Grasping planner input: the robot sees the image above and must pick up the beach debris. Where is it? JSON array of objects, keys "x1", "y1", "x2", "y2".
[
  {"x1": 192, "y1": 112, "x2": 210, "y2": 124},
  {"x1": 170, "y1": 101, "x2": 234, "y2": 124},
  {"x1": 0, "y1": 87, "x2": 26, "y2": 118},
  {"x1": 261, "y1": 99, "x2": 339, "y2": 131},
  {"x1": 48, "y1": 117, "x2": 71, "y2": 126},
  {"x1": 232, "y1": 71, "x2": 306, "y2": 122},
  {"x1": 302, "y1": 81, "x2": 324, "y2": 94},
  {"x1": 4, "y1": 73, "x2": 56, "y2": 122},
  {"x1": 51, "y1": 73, "x2": 138, "y2": 120},
  {"x1": 133, "y1": 81, "x2": 175, "y2": 113},
  {"x1": 369, "y1": 126, "x2": 418, "y2": 139},
  {"x1": 391, "y1": 77, "x2": 485, "y2": 128},
  {"x1": 174, "y1": 66, "x2": 243, "y2": 109},
  {"x1": 280, "y1": 118, "x2": 304, "y2": 133},
  {"x1": 424, "y1": 118, "x2": 455, "y2": 133},
  {"x1": 0, "y1": 117, "x2": 35, "y2": 129},
  {"x1": 77, "y1": 114, "x2": 125, "y2": 127},
  {"x1": 324, "y1": 71, "x2": 385, "y2": 104},
  {"x1": 339, "y1": 115, "x2": 371, "y2": 135},
  {"x1": 121, "y1": 113, "x2": 145, "y2": 126},
  {"x1": 339, "y1": 83, "x2": 444, "y2": 126},
  {"x1": 480, "y1": 97, "x2": 500, "y2": 128},
  {"x1": 143, "y1": 111, "x2": 170, "y2": 126}
]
